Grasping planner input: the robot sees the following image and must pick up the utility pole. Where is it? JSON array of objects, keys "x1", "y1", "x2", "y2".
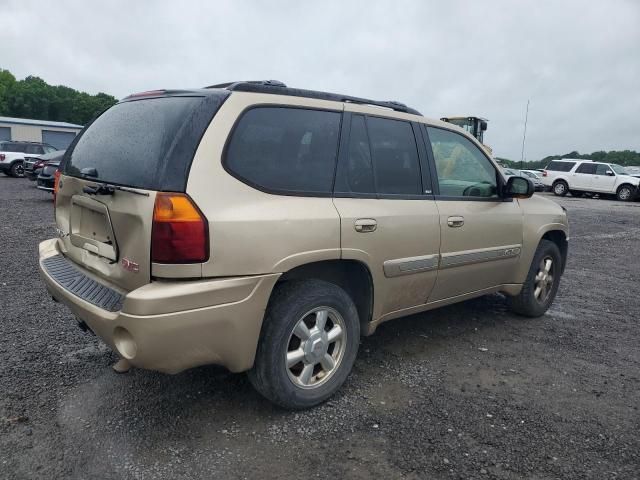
[{"x1": 520, "y1": 99, "x2": 530, "y2": 170}]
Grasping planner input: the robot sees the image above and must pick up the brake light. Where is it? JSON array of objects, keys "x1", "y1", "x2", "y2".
[
  {"x1": 151, "y1": 193, "x2": 208, "y2": 263},
  {"x1": 53, "y1": 170, "x2": 61, "y2": 201},
  {"x1": 0, "y1": 154, "x2": 5, "y2": 161},
  {"x1": 542, "y1": 171, "x2": 548, "y2": 177}
]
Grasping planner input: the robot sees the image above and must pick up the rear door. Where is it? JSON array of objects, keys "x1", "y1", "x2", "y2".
[
  {"x1": 424, "y1": 126, "x2": 523, "y2": 301},
  {"x1": 56, "y1": 93, "x2": 228, "y2": 291},
  {"x1": 572, "y1": 162, "x2": 596, "y2": 189},
  {"x1": 333, "y1": 111, "x2": 441, "y2": 319}
]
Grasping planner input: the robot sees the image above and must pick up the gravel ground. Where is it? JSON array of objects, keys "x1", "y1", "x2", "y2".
[{"x1": 1, "y1": 176, "x2": 639, "y2": 479}]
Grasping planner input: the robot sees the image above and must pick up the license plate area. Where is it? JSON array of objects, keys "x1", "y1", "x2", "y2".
[{"x1": 69, "y1": 195, "x2": 118, "y2": 261}]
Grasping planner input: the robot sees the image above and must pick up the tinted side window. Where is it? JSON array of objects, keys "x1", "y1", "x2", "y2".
[
  {"x1": 3, "y1": 143, "x2": 27, "y2": 153},
  {"x1": 226, "y1": 107, "x2": 341, "y2": 194},
  {"x1": 367, "y1": 117, "x2": 421, "y2": 195},
  {"x1": 25, "y1": 145, "x2": 44, "y2": 154},
  {"x1": 546, "y1": 161, "x2": 576, "y2": 172},
  {"x1": 427, "y1": 127, "x2": 498, "y2": 198},
  {"x1": 334, "y1": 115, "x2": 375, "y2": 194},
  {"x1": 576, "y1": 163, "x2": 596, "y2": 174},
  {"x1": 595, "y1": 164, "x2": 609, "y2": 175}
]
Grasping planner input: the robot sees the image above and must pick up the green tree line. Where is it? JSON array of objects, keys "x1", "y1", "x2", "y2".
[
  {"x1": 497, "y1": 150, "x2": 640, "y2": 169},
  {"x1": 0, "y1": 69, "x2": 117, "y2": 125}
]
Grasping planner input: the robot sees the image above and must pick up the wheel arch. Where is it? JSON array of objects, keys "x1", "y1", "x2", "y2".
[{"x1": 275, "y1": 260, "x2": 374, "y2": 335}]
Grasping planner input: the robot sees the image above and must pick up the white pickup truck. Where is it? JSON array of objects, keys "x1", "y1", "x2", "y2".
[{"x1": 0, "y1": 141, "x2": 58, "y2": 177}]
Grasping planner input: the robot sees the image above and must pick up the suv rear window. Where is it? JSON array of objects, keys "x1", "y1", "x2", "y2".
[
  {"x1": 225, "y1": 107, "x2": 341, "y2": 194},
  {"x1": 64, "y1": 96, "x2": 207, "y2": 190},
  {"x1": 546, "y1": 160, "x2": 576, "y2": 172},
  {"x1": 0, "y1": 142, "x2": 28, "y2": 153}
]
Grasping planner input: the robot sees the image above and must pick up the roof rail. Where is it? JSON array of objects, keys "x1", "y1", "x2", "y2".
[{"x1": 204, "y1": 80, "x2": 422, "y2": 116}]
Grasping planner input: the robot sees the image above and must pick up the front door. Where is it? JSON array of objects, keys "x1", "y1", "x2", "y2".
[
  {"x1": 333, "y1": 112, "x2": 441, "y2": 319},
  {"x1": 423, "y1": 126, "x2": 523, "y2": 301},
  {"x1": 572, "y1": 162, "x2": 596, "y2": 189},
  {"x1": 591, "y1": 163, "x2": 617, "y2": 192}
]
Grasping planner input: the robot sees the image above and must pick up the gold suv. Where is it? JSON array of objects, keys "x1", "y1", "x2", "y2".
[{"x1": 39, "y1": 81, "x2": 569, "y2": 408}]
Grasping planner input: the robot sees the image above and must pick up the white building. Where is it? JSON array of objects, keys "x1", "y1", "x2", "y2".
[{"x1": 0, "y1": 116, "x2": 83, "y2": 150}]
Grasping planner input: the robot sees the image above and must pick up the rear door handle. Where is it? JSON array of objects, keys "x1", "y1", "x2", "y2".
[
  {"x1": 354, "y1": 218, "x2": 377, "y2": 233},
  {"x1": 447, "y1": 216, "x2": 464, "y2": 228}
]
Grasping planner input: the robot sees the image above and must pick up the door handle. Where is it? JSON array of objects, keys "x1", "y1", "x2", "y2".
[
  {"x1": 354, "y1": 218, "x2": 377, "y2": 233},
  {"x1": 447, "y1": 216, "x2": 464, "y2": 228}
]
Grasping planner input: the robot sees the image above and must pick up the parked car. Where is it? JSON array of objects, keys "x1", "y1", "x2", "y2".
[
  {"x1": 25, "y1": 149, "x2": 66, "y2": 181},
  {"x1": 0, "y1": 141, "x2": 57, "y2": 177},
  {"x1": 38, "y1": 81, "x2": 569, "y2": 408},
  {"x1": 36, "y1": 157, "x2": 62, "y2": 192},
  {"x1": 501, "y1": 168, "x2": 544, "y2": 192},
  {"x1": 541, "y1": 159, "x2": 640, "y2": 201}
]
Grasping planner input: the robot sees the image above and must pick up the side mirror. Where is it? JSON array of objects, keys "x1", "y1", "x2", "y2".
[
  {"x1": 480, "y1": 121, "x2": 488, "y2": 131},
  {"x1": 606, "y1": 170, "x2": 615, "y2": 176},
  {"x1": 505, "y1": 176, "x2": 534, "y2": 199}
]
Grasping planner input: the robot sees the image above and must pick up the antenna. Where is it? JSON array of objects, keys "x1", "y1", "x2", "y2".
[{"x1": 520, "y1": 99, "x2": 530, "y2": 170}]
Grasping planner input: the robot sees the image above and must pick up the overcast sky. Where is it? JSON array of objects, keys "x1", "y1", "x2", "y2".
[{"x1": 1, "y1": 0, "x2": 639, "y2": 160}]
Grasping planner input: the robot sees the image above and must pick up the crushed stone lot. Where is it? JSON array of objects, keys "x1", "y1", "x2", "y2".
[{"x1": 1, "y1": 176, "x2": 639, "y2": 480}]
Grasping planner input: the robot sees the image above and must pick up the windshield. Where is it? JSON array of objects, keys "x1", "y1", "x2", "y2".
[
  {"x1": 610, "y1": 164, "x2": 627, "y2": 175},
  {"x1": 64, "y1": 96, "x2": 204, "y2": 190}
]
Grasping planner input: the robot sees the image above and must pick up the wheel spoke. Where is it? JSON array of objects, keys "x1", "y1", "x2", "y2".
[
  {"x1": 293, "y1": 321, "x2": 311, "y2": 340},
  {"x1": 534, "y1": 285, "x2": 542, "y2": 299},
  {"x1": 326, "y1": 324, "x2": 343, "y2": 343},
  {"x1": 299, "y1": 363, "x2": 314, "y2": 385},
  {"x1": 546, "y1": 274, "x2": 554, "y2": 286},
  {"x1": 315, "y1": 310, "x2": 328, "y2": 331},
  {"x1": 286, "y1": 348, "x2": 305, "y2": 368},
  {"x1": 320, "y1": 354, "x2": 335, "y2": 371},
  {"x1": 544, "y1": 259, "x2": 552, "y2": 273}
]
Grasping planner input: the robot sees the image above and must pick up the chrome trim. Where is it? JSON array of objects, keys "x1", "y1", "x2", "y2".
[
  {"x1": 383, "y1": 254, "x2": 439, "y2": 278},
  {"x1": 440, "y1": 244, "x2": 522, "y2": 269}
]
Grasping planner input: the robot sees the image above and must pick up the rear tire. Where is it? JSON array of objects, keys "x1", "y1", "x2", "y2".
[
  {"x1": 248, "y1": 279, "x2": 360, "y2": 409},
  {"x1": 9, "y1": 162, "x2": 24, "y2": 178},
  {"x1": 616, "y1": 184, "x2": 634, "y2": 202},
  {"x1": 552, "y1": 180, "x2": 568, "y2": 197},
  {"x1": 509, "y1": 239, "x2": 562, "y2": 317}
]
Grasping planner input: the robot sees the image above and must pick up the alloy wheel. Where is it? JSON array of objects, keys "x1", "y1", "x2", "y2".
[
  {"x1": 285, "y1": 307, "x2": 346, "y2": 389},
  {"x1": 534, "y1": 256, "x2": 554, "y2": 303}
]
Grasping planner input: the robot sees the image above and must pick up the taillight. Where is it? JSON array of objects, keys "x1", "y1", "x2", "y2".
[
  {"x1": 0, "y1": 154, "x2": 5, "y2": 161},
  {"x1": 542, "y1": 171, "x2": 548, "y2": 177},
  {"x1": 53, "y1": 170, "x2": 61, "y2": 203},
  {"x1": 151, "y1": 193, "x2": 208, "y2": 263}
]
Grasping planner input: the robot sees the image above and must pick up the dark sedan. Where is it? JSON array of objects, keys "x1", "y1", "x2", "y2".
[{"x1": 36, "y1": 158, "x2": 62, "y2": 192}]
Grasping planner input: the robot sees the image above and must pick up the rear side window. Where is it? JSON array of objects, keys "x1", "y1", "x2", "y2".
[
  {"x1": 334, "y1": 115, "x2": 422, "y2": 196},
  {"x1": 546, "y1": 161, "x2": 576, "y2": 172},
  {"x1": 367, "y1": 117, "x2": 421, "y2": 195},
  {"x1": 64, "y1": 96, "x2": 205, "y2": 190},
  {"x1": 576, "y1": 163, "x2": 596, "y2": 174},
  {"x1": 1, "y1": 142, "x2": 27, "y2": 153},
  {"x1": 225, "y1": 107, "x2": 341, "y2": 194}
]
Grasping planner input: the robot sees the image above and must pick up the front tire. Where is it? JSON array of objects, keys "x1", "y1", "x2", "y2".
[
  {"x1": 616, "y1": 184, "x2": 634, "y2": 202},
  {"x1": 553, "y1": 181, "x2": 568, "y2": 196},
  {"x1": 248, "y1": 280, "x2": 360, "y2": 409},
  {"x1": 509, "y1": 239, "x2": 562, "y2": 317}
]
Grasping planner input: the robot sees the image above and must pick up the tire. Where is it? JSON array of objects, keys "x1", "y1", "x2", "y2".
[
  {"x1": 248, "y1": 279, "x2": 360, "y2": 409},
  {"x1": 9, "y1": 161, "x2": 24, "y2": 178},
  {"x1": 552, "y1": 180, "x2": 568, "y2": 196},
  {"x1": 616, "y1": 184, "x2": 634, "y2": 202},
  {"x1": 509, "y1": 239, "x2": 562, "y2": 317}
]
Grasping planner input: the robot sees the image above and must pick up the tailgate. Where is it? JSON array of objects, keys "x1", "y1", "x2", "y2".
[{"x1": 55, "y1": 175, "x2": 155, "y2": 291}]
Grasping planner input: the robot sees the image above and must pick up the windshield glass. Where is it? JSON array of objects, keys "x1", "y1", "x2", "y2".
[
  {"x1": 610, "y1": 164, "x2": 627, "y2": 175},
  {"x1": 64, "y1": 96, "x2": 203, "y2": 190}
]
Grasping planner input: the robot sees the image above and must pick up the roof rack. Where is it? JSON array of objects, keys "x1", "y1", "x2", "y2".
[{"x1": 204, "y1": 80, "x2": 422, "y2": 116}]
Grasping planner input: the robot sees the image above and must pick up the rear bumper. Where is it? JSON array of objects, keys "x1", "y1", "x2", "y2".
[{"x1": 39, "y1": 238, "x2": 280, "y2": 373}]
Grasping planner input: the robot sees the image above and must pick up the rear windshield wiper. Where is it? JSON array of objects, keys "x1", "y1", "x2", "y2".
[{"x1": 83, "y1": 182, "x2": 149, "y2": 197}]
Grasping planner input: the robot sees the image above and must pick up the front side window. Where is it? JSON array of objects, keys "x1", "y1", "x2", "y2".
[
  {"x1": 595, "y1": 164, "x2": 610, "y2": 175},
  {"x1": 225, "y1": 107, "x2": 341, "y2": 194},
  {"x1": 427, "y1": 127, "x2": 498, "y2": 198}
]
